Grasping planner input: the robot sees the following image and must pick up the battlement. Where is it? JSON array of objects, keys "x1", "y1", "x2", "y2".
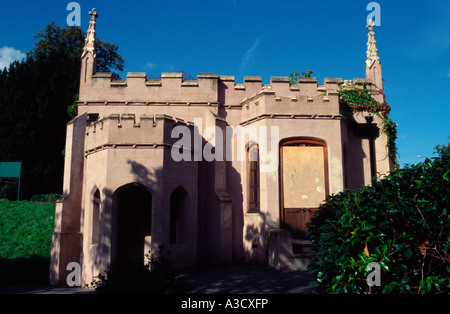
[
  {"x1": 80, "y1": 70, "x2": 357, "y2": 108},
  {"x1": 237, "y1": 81, "x2": 342, "y2": 122},
  {"x1": 85, "y1": 113, "x2": 194, "y2": 154}
]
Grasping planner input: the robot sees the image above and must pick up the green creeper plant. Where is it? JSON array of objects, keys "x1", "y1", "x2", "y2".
[{"x1": 337, "y1": 81, "x2": 398, "y2": 166}]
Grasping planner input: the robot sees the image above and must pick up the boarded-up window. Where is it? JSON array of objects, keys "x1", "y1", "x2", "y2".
[
  {"x1": 282, "y1": 145, "x2": 326, "y2": 208},
  {"x1": 280, "y1": 140, "x2": 329, "y2": 233}
]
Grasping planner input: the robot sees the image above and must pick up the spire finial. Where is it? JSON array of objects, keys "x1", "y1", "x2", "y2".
[
  {"x1": 82, "y1": 8, "x2": 98, "y2": 58},
  {"x1": 366, "y1": 19, "x2": 379, "y2": 67},
  {"x1": 89, "y1": 8, "x2": 98, "y2": 19}
]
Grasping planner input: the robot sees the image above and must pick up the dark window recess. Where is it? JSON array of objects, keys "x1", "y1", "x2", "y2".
[
  {"x1": 248, "y1": 144, "x2": 260, "y2": 213},
  {"x1": 87, "y1": 113, "x2": 100, "y2": 125},
  {"x1": 170, "y1": 186, "x2": 188, "y2": 245}
]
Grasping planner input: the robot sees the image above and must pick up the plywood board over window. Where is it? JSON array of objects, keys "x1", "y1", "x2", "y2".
[
  {"x1": 280, "y1": 140, "x2": 329, "y2": 234},
  {"x1": 282, "y1": 146, "x2": 326, "y2": 208}
]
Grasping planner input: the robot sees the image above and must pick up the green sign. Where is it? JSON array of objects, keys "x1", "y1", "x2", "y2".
[
  {"x1": 0, "y1": 161, "x2": 22, "y2": 200},
  {"x1": 0, "y1": 162, "x2": 22, "y2": 178}
]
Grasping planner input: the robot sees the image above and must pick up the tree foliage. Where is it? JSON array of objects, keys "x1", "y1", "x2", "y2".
[
  {"x1": 0, "y1": 23, "x2": 124, "y2": 199},
  {"x1": 289, "y1": 69, "x2": 314, "y2": 85},
  {"x1": 308, "y1": 144, "x2": 450, "y2": 294}
]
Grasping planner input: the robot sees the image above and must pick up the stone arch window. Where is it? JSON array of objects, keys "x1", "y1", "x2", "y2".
[
  {"x1": 91, "y1": 188, "x2": 100, "y2": 245},
  {"x1": 170, "y1": 186, "x2": 188, "y2": 245},
  {"x1": 248, "y1": 143, "x2": 260, "y2": 213}
]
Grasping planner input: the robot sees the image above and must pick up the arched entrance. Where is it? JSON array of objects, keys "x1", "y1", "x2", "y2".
[
  {"x1": 279, "y1": 139, "x2": 329, "y2": 237},
  {"x1": 113, "y1": 183, "x2": 152, "y2": 266}
]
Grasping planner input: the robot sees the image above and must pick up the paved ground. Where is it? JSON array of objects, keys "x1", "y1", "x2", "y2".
[
  {"x1": 0, "y1": 263, "x2": 315, "y2": 294},
  {"x1": 181, "y1": 264, "x2": 315, "y2": 294},
  {"x1": 0, "y1": 285, "x2": 92, "y2": 294}
]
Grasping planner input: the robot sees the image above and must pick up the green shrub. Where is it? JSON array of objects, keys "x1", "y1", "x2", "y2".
[
  {"x1": 91, "y1": 246, "x2": 191, "y2": 294},
  {"x1": 0, "y1": 200, "x2": 55, "y2": 285},
  {"x1": 308, "y1": 146, "x2": 449, "y2": 294},
  {"x1": 0, "y1": 200, "x2": 55, "y2": 259}
]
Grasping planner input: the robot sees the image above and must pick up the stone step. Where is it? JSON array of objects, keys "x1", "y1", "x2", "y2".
[
  {"x1": 292, "y1": 239, "x2": 313, "y2": 255},
  {"x1": 293, "y1": 253, "x2": 314, "y2": 270},
  {"x1": 291, "y1": 239, "x2": 312, "y2": 246},
  {"x1": 293, "y1": 253, "x2": 314, "y2": 259}
]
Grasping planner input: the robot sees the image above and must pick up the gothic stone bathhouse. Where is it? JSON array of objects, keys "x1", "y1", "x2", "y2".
[{"x1": 50, "y1": 9, "x2": 394, "y2": 285}]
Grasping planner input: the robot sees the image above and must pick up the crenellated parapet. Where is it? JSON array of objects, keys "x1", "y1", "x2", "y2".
[
  {"x1": 234, "y1": 77, "x2": 344, "y2": 123},
  {"x1": 80, "y1": 69, "x2": 365, "y2": 110},
  {"x1": 80, "y1": 72, "x2": 221, "y2": 103},
  {"x1": 84, "y1": 113, "x2": 194, "y2": 155},
  {"x1": 220, "y1": 76, "x2": 344, "y2": 107}
]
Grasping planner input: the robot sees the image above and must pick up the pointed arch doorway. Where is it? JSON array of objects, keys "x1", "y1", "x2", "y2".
[
  {"x1": 113, "y1": 183, "x2": 152, "y2": 266},
  {"x1": 279, "y1": 139, "x2": 329, "y2": 237}
]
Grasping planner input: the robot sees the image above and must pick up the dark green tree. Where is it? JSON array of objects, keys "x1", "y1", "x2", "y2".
[{"x1": 0, "y1": 23, "x2": 124, "y2": 199}]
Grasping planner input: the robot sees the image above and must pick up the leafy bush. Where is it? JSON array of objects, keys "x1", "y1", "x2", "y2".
[
  {"x1": 0, "y1": 200, "x2": 55, "y2": 285},
  {"x1": 0, "y1": 200, "x2": 55, "y2": 259},
  {"x1": 91, "y1": 246, "x2": 191, "y2": 294},
  {"x1": 308, "y1": 146, "x2": 449, "y2": 294}
]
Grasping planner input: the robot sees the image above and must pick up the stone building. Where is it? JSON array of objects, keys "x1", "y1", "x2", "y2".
[{"x1": 50, "y1": 10, "x2": 394, "y2": 286}]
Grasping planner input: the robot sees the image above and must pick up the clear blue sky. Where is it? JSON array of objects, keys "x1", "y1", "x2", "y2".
[{"x1": 0, "y1": 0, "x2": 449, "y2": 166}]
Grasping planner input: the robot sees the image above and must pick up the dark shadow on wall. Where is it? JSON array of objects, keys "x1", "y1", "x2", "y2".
[
  {"x1": 346, "y1": 134, "x2": 368, "y2": 190},
  {"x1": 93, "y1": 161, "x2": 164, "y2": 278},
  {"x1": 227, "y1": 159, "x2": 244, "y2": 262},
  {"x1": 196, "y1": 119, "x2": 245, "y2": 266},
  {"x1": 73, "y1": 161, "x2": 166, "y2": 286},
  {"x1": 345, "y1": 114, "x2": 381, "y2": 190},
  {"x1": 54, "y1": 120, "x2": 251, "y2": 285},
  {"x1": 244, "y1": 212, "x2": 268, "y2": 263}
]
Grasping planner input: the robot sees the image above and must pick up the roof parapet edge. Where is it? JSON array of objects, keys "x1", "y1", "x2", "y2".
[
  {"x1": 324, "y1": 78, "x2": 342, "y2": 83},
  {"x1": 244, "y1": 76, "x2": 262, "y2": 82},
  {"x1": 297, "y1": 77, "x2": 317, "y2": 83},
  {"x1": 161, "y1": 72, "x2": 183, "y2": 78},
  {"x1": 197, "y1": 73, "x2": 219, "y2": 79},
  {"x1": 127, "y1": 72, "x2": 147, "y2": 78},
  {"x1": 93, "y1": 72, "x2": 113, "y2": 78},
  {"x1": 271, "y1": 77, "x2": 290, "y2": 83},
  {"x1": 219, "y1": 76, "x2": 235, "y2": 81},
  {"x1": 110, "y1": 80, "x2": 127, "y2": 86},
  {"x1": 146, "y1": 80, "x2": 162, "y2": 86}
]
